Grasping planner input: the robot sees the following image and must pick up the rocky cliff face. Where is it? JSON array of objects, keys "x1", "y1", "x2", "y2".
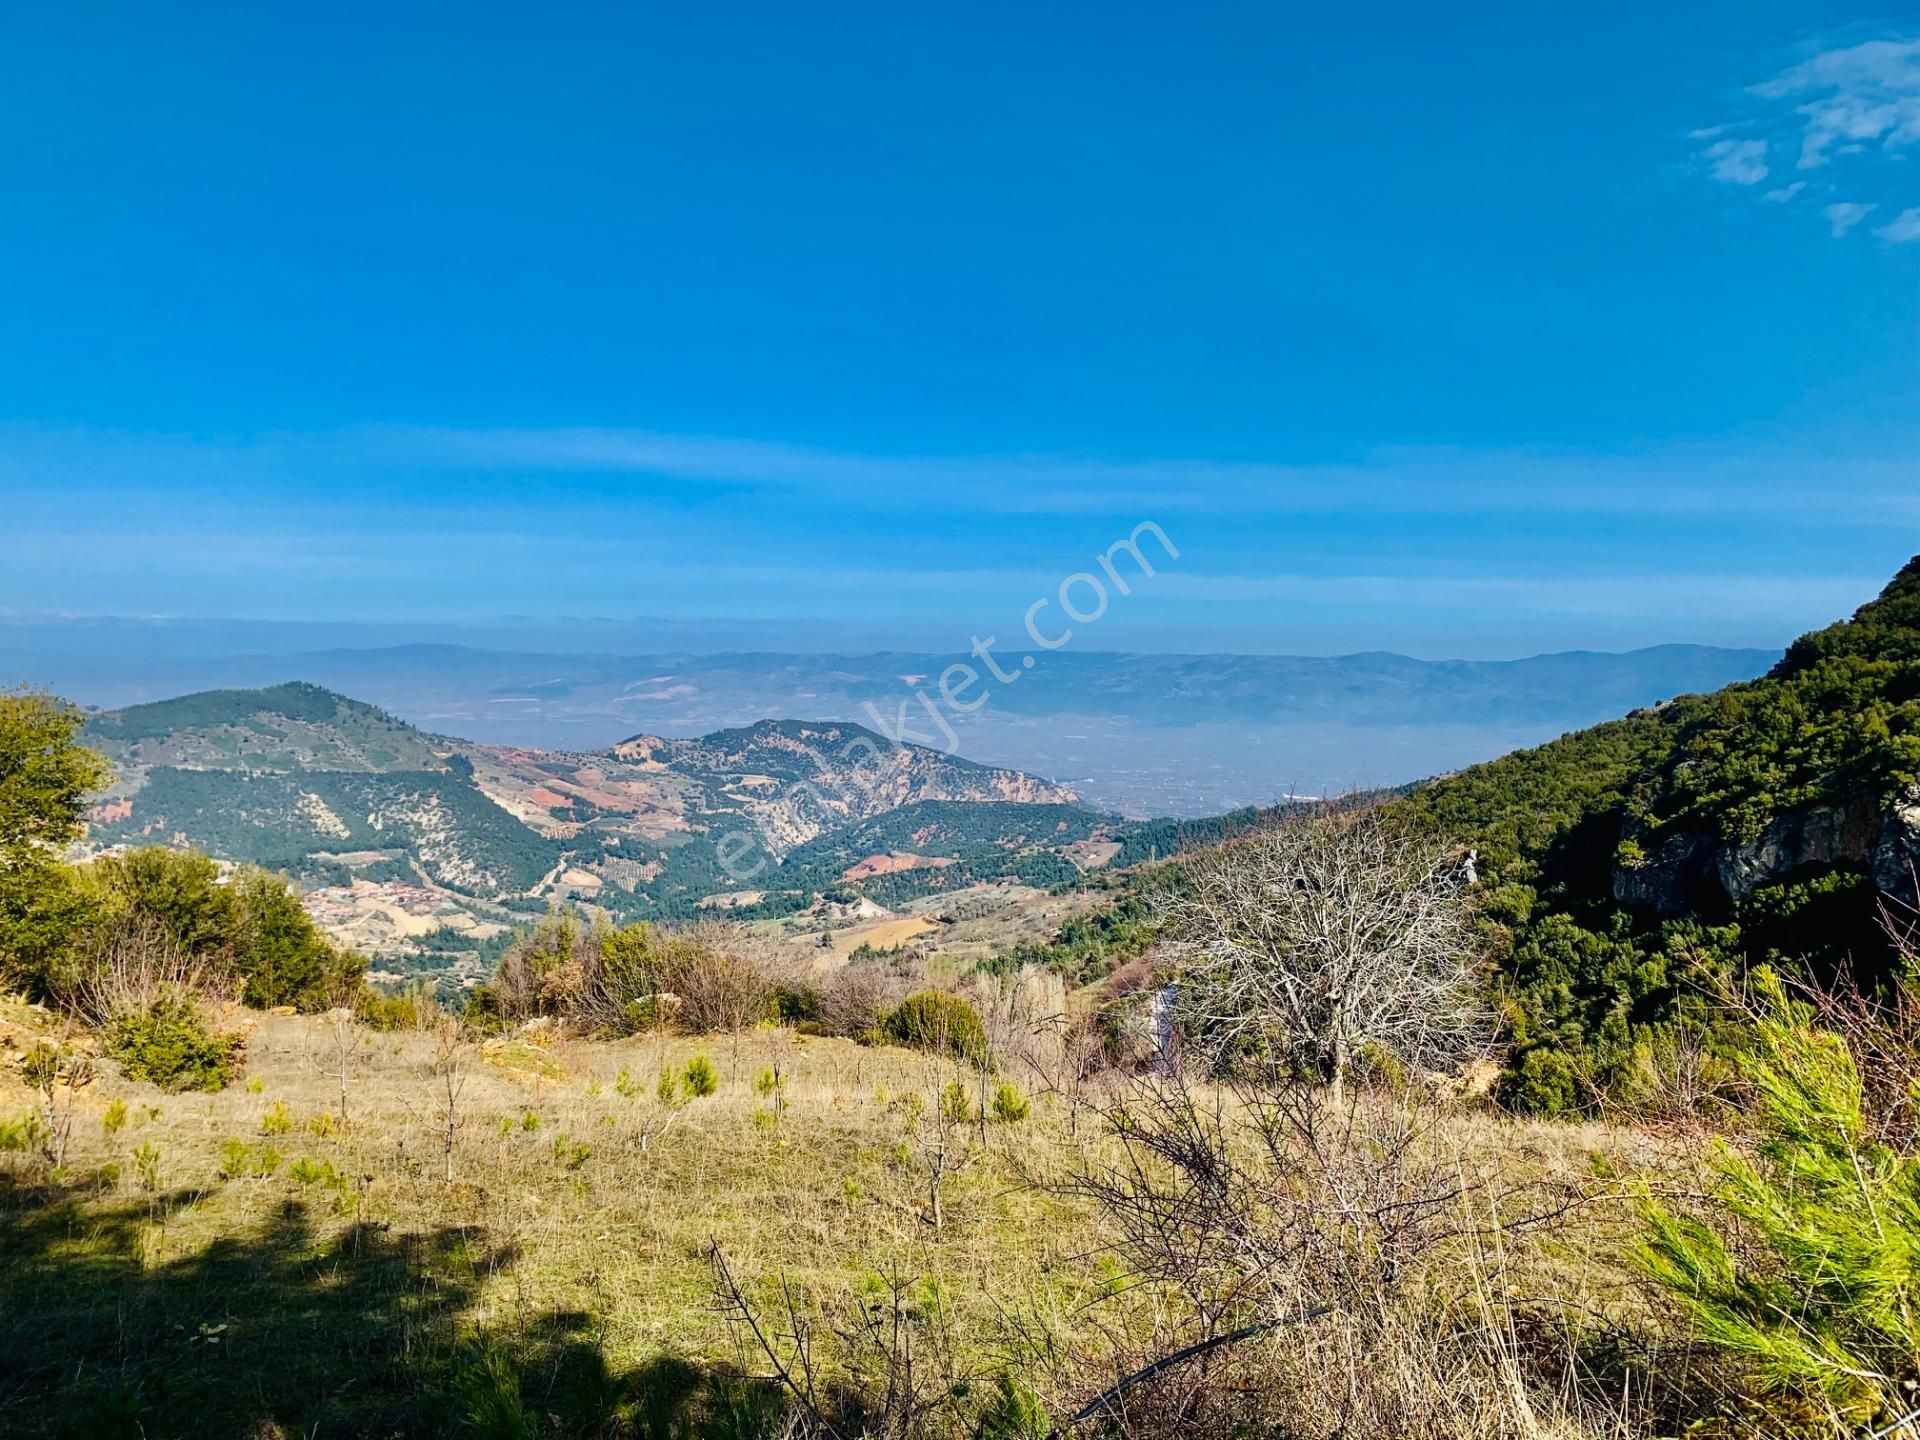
[
  {"x1": 1612, "y1": 783, "x2": 1920, "y2": 918},
  {"x1": 612, "y1": 719, "x2": 1079, "y2": 856}
]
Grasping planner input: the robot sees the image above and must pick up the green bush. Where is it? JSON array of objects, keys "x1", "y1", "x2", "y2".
[
  {"x1": 550, "y1": 1134, "x2": 592, "y2": 1170},
  {"x1": 105, "y1": 994, "x2": 242, "y2": 1092},
  {"x1": 939, "y1": 1080, "x2": 973, "y2": 1125},
  {"x1": 882, "y1": 991, "x2": 988, "y2": 1064},
  {"x1": 771, "y1": 981, "x2": 821, "y2": 1024},
  {"x1": 217, "y1": 1138, "x2": 281, "y2": 1179},
  {"x1": 1499, "y1": 1046, "x2": 1578, "y2": 1117},
  {"x1": 990, "y1": 1082, "x2": 1030, "y2": 1123},
  {"x1": 290, "y1": 1155, "x2": 342, "y2": 1186},
  {"x1": 683, "y1": 1055, "x2": 718, "y2": 1098},
  {"x1": 229, "y1": 867, "x2": 366, "y2": 1010},
  {"x1": 0, "y1": 1112, "x2": 47, "y2": 1153},
  {"x1": 354, "y1": 981, "x2": 436, "y2": 1031}
]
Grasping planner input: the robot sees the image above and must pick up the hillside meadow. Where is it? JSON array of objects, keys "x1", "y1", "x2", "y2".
[{"x1": 1, "y1": 997, "x2": 1691, "y2": 1440}]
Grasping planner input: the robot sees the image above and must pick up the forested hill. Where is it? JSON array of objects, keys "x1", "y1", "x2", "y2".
[
  {"x1": 77, "y1": 684, "x2": 1093, "y2": 922},
  {"x1": 1394, "y1": 554, "x2": 1920, "y2": 1112}
]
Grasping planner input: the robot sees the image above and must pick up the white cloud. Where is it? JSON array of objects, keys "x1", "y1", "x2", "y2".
[
  {"x1": 1825, "y1": 201, "x2": 1876, "y2": 236},
  {"x1": 1875, "y1": 206, "x2": 1920, "y2": 242},
  {"x1": 1753, "y1": 36, "x2": 1920, "y2": 169},
  {"x1": 1696, "y1": 36, "x2": 1920, "y2": 238},
  {"x1": 1702, "y1": 137, "x2": 1769, "y2": 184}
]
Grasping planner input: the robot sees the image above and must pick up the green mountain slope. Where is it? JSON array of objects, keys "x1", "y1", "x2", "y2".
[
  {"x1": 1395, "y1": 554, "x2": 1920, "y2": 1110},
  {"x1": 78, "y1": 684, "x2": 1090, "y2": 935},
  {"x1": 86, "y1": 681, "x2": 444, "y2": 770}
]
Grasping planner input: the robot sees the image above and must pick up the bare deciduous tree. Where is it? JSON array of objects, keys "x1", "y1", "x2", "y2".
[
  {"x1": 709, "y1": 1239, "x2": 974, "y2": 1439},
  {"x1": 23, "y1": 1031, "x2": 91, "y2": 1170},
  {"x1": 822, "y1": 960, "x2": 897, "y2": 1039},
  {"x1": 1164, "y1": 809, "x2": 1485, "y2": 1101},
  {"x1": 311, "y1": 1008, "x2": 360, "y2": 1127},
  {"x1": 430, "y1": 1021, "x2": 470, "y2": 1185}
]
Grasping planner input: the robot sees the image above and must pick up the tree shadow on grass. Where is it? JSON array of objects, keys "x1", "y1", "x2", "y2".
[{"x1": 0, "y1": 1177, "x2": 789, "y2": 1439}]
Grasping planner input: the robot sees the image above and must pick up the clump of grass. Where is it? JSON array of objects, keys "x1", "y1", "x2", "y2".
[
  {"x1": 452, "y1": 1344, "x2": 537, "y2": 1440},
  {"x1": 975, "y1": 1373, "x2": 1050, "y2": 1439}
]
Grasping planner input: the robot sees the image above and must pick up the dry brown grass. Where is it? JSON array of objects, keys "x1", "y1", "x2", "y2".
[{"x1": 0, "y1": 998, "x2": 1700, "y2": 1438}]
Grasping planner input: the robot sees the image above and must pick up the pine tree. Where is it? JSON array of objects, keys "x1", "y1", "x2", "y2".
[{"x1": 1636, "y1": 968, "x2": 1920, "y2": 1428}]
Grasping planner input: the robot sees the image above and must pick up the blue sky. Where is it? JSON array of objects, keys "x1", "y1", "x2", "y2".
[{"x1": 0, "y1": 2, "x2": 1915, "y2": 657}]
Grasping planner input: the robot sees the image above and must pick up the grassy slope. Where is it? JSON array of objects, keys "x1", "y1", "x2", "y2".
[{"x1": 0, "y1": 1003, "x2": 1644, "y2": 1438}]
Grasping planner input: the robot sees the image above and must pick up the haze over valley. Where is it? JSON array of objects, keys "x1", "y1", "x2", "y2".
[{"x1": 5, "y1": 619, "x2": 1778, "y2": 815}]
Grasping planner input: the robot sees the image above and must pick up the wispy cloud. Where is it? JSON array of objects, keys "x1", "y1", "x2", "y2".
[
  {"x1": 1693, "y1": 35, "x2": 1920, "y2": 238},
  {"x1": 1754, "y1": 37, "x2": 1920, "y2": 169},
  {"x1": 1825, "y1": 201, "x2": 1876, "y2": 236},
  {"x1": 1704, "y1": 137, "x2": 1769, "y2": 184},
  {"x1": 0, "y1": 424, "x2": 1903, "y2": 651},
  {"x1": 1875, "y1": 206, "x2": 1920, "y2": 242},
  {"x1": 0, "y1": 422, "x2": 1915, "y2": 525}
]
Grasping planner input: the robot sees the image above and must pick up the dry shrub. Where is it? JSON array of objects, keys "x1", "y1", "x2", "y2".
[
  {"x1": 486, "y1": 911, "x2": 590, "y2": 1024},
  {"x1": 972, "y1": 967, "x2": 1068, "y2": 1070},
  {"x1": 1080, "y1": 1299, "x2": 1630, "y2": 1440},
  {"x1": 1164, "y1": 809, "x2": 1487, "y2": 1098},
  {"x1": 73, "y1": 912, "x2": 235, "y2": 1027},
  {"x1": 485, "y1": 914, "x2": 766, "y2": 1035},
  {"x1": 820, "y1": 962, "x2": 899, "y2": 1039},
  {"x1": 1056, "y1": 1064, "x2": 1622, "y2": 1440},
  {"x1": 657, "y1": 922, "x2": 774, "y2": 1034}
]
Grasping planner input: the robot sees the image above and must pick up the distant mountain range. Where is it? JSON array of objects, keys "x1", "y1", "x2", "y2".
[
  {"x1": 23, "y1": 634, "x2": 1779, "y2": 734},
  {"x1": 11, "y1": 625, "x2": 1781, "y2": 815}
]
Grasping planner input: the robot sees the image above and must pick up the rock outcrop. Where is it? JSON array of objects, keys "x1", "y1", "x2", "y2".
[{"x1": 1612, "y1": 783, "x2": 1920, "y2": 918}]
